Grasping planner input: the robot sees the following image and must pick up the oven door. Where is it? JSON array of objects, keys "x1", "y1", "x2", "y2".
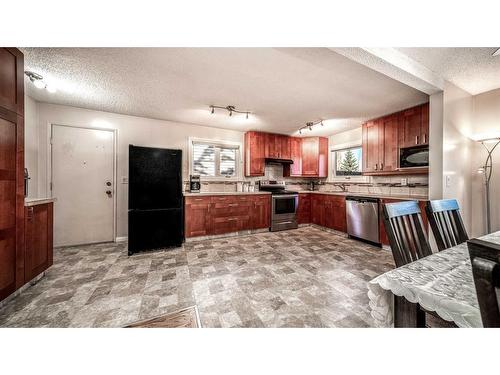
[{"x1": 272, "y1": 195, "x2": 298, "y2": 220}]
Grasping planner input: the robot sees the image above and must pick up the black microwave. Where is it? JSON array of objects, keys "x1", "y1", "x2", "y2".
[{"x1": 399, "y1": 145, "x2": 429, "y2": 169}]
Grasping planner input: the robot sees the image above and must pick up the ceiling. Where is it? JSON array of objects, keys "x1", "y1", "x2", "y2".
[
  {"x1": 396, "y1": 48, "x2": 500, "y2": 95},
  {"x1": 22, "y1": 48, "x2": 428, "y2": 136}
]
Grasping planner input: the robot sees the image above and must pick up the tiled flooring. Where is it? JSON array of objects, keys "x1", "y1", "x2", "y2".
[{"x1": 0, "y1": 227, "x2": 394, "y2": 327}]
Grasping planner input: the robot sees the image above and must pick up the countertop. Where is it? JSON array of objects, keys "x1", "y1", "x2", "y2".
[
  {"x1": 25, "y1": 197, "x2": 57, "y2": 207},
  {"x1": 296, "y1": 191, "x2": 428, "y2": 201},
  {"x1": 183, "y1": 191, "x2": 271, "y2": 197}
]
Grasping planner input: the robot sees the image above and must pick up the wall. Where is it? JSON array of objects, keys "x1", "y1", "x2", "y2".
[
  {"x1": 470, "y1": 88, "x2": 500, "y2": 236},
  {"x1": 442, "y1": 82, "x2": 474, "y2": 233},
  {"x1": 29, "y1": 101, "x2": 245, "y2": 238},
  {"x1": 24, "y1": 95, "x2": 39, "y2": 197}
]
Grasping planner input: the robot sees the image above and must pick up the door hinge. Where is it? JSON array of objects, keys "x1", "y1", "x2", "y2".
[{"x1": 50, "y1": 182, "x2": 53, "y2": 191}]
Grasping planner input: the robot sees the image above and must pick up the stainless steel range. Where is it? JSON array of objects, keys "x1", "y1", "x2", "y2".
[{"x1": 259, "y1": 180, "x2": 298, "y2": 232}]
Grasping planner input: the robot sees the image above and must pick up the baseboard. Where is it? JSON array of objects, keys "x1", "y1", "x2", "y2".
[{"x1": 115, "y1": 236, "x2": 128, "y2": 242}]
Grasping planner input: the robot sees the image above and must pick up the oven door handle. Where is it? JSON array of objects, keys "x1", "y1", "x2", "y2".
[{"x1": 273, "y1": 195, "x2": 298, "y2": 199}]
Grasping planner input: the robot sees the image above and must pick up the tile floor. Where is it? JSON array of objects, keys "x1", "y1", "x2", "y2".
[{"x1": 0, "y1": 227, "x2": 394, "y2": 327}]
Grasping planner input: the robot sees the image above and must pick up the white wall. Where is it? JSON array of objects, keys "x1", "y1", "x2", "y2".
[
  {"x1": 442, "y1": 82, "x2": 474, "y2": 233},
  {"x1": 470, "y1": 88, "x2": 500, "y2": 236},
  {"x1": 28, "y1": 101, "x2": 245, "y2": 238}
]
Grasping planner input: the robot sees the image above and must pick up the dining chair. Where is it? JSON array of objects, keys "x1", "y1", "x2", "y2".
[
  {"x1": 382, "y1": 201, "x2": 432, "y2": 267},
  {"x1": 426, "y1": 199, "x2": 469, "y2": 251},
  {"x1": 467, "y1": 238, "x2": 500, "y2": 327}
]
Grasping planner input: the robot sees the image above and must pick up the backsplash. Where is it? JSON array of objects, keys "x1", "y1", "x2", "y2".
[{"x1": 183, "y1": 163, "x2": 428, "y2": 197}]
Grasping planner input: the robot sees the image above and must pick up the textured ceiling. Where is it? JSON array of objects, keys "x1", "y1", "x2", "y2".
[
  {"x1": 396, "y1": 48, "x2": 500, "y2": 95},
  {"x1": 22, "y1": 48, "x2": 428, "y2": 136}
]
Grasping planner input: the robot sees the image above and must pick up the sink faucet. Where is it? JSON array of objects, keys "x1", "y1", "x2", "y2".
[{"x1": 333, "y1": 183, "x2": 347, "y2": 192}]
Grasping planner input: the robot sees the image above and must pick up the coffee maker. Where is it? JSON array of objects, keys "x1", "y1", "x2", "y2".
[{"x1": 189, "y1": 175, "x2": 201, "y2": 193}]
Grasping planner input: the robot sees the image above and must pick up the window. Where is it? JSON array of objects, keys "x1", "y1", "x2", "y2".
[
  {"x1": 191, "y1": 140, "x2": 240, "y2": 178},
  {"x1": 334, "y1": 146, "x2": 362, "y2": 176}
]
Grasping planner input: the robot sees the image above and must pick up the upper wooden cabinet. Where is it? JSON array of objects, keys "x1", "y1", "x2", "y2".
[
  {"x1": 244, "y1": 131, "x2": 266, "y2": 176},
  {"x1": 399, "y1": 103, "x2": 429, "y2": 148},
  {"x1": 0, "y1": 48, "x2": 24, "y2": 116},
  {"x1": 245, "y1": 132, "x2": 328, "y2": 178},
  {"x1": 362, "y1": 103, "x2": 429, "y2": 176},
  {"x1": 301, "y1": 137, "x2": 328, "y2": 177}
]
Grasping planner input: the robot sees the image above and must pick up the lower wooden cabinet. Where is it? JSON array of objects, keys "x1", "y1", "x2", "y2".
[
  {"x1": 297, "y1": 194, "x2": 311, "y2": 224},
  {"x1": 309, "y1": 194, "x2": 346, "y2": 232},
  {"x1": 185, "y1": 194, "x2": 271, "y2": 238},
  {"x1": 24, "y1": 203, "x2": 53, "y2": 282}
]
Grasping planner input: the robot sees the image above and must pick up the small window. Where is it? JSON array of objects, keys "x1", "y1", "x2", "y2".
[
  {"x1": 191, "y1": 140, "x2": 239, "y2": 178},
  {"x1": 334, "y1": 146, "x2": 362, "y2": 176}
]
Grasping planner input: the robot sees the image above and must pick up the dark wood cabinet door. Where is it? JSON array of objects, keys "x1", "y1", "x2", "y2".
[
  {"x1": 265, "y1": 133, "x2": 280, "y2": 159},
  {"x1": 252, "y1": 195, "x2": 271, "y2": 229},
  {"x1": 311, "y1": 194, "x2": 325, "y2": 227},
  {"x1": 400, "y1": 106, "x2": 422, "y2": 148},
  {"x1": 24, "y1": 203, "x2": 53, "y2": 282},
  {"x1": 302, "y1": 137, "x2": 318, "y2": 176},
  {"x1": 364, "y1": 121, "x2": 380, "y2": 172},
  {"x1": 0, "y1": 48, "x2": 24, "y2": 116},
  {"x1": 289, "y1": 137, "x2": 302, "y2": 176},
  {"x1": 420, "y1": 102, "x2": 429, "y2": 145},
  {"x1": 185, "y1": 197, "x2": 211, "y2": 237},
  {"x1": 296, "y1": 193, "x2": 311, "y2": 224},
  {"x1": 331, "y1": 196, "x2": 346, "y2": 232},
  {"x1": 381, "y1": 114, "x2": 399, "y2": 172},
  {"x1": 280, "y1": 135, "x2": 291, "y2": 159},
  {"x1": 245, "y1": 131, "x2": 265, "y2": 176},
  {"x1": 318, "y1": 137, "x2": 328, "y2": 178}
]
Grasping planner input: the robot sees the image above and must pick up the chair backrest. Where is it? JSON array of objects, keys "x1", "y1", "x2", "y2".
[
  {"x1": 382, "y1": 201, "x2": 433, "y2": 267},
  {"x1": 467, "y1": 238, "x2": 500, "y2": 328},
  {"x1": 426, "y1": 199, "x2": 469, "y2": 251}
]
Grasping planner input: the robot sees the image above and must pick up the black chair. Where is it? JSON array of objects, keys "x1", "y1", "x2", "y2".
[
  {"x1": 467, "y1": 238, "x2": 500, "y2": 327},
  {"x1": 426, "y1": 199, "x2": 469, "y2": 251},
  {"x1": 382, "y1": 201, "x2": 432, "y2": 267}
]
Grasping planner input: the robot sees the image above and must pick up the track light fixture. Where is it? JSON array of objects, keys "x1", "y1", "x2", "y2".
[
  {"x1": 298, "y1": 119, "x2": 325, "y2": 134},
  {"x1": 209, "y1": 105, "x2": 251, "y2": 119},
  {"x1": 24, "y1": 70, "x2": 56, "y2": 93}
]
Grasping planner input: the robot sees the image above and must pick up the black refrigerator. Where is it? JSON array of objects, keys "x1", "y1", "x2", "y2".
[{"x1": 128, "y1": 145, "x2": 184, "y2": 255}]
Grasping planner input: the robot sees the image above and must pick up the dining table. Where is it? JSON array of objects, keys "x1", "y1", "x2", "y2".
[{"x1": 367, "y1": 230, "x2": 500, "y2": 328}]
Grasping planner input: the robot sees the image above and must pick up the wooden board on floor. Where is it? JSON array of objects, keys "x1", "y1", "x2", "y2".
[{"x1": 125, "y1": 306, "x2": 201, "y2": 328}]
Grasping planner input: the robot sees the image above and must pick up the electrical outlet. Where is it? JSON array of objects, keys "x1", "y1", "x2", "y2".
[
  {"x1": 400, "y1": 178, "x2": 408, "y2": 186},
  {"x1": 445, "y1": 175, "x2": 451, "y2": 187}
]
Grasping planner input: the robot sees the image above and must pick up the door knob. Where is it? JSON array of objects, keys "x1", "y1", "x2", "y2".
[
  {"x1": 106, "y1": 181, "x2": 112, "y2": 186},
  {"x1": 106, "y1": 190, "x2": 112, "y2": 196}
]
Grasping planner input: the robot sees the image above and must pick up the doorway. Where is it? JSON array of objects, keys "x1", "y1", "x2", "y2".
[{"x1": 50, "y1": 124, "x2": 116, "y2": 247}]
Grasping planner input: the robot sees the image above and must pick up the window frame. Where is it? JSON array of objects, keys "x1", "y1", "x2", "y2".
[
  {"x1": 188, "y1": 137, "x2": 242, "y2": 181},
  {"x1": 329, "y1": 142, "x2": 370, "y2": 183}
]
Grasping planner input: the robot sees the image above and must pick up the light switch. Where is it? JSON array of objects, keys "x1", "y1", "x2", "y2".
[
  {"x1": 445, "y1": 175, "x2": 451, "y2": 187},
  {"x1": 400, "y1": 178, "x2": 408, "y2": 186}
]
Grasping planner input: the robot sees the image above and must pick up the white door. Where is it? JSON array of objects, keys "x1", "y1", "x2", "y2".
[{"x1": 51, "y1": 125, "x2": 114, "y2": 247}]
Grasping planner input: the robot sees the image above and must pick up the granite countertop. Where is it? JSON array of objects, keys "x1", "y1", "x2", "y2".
[
  {"x1": 25, "y1": 197, "x2": 57, "y2": 206},
  {"x1": 297, "y1": 191, "x2": 428, "y2": 201},
  {"x1": 183, "y1": 191, "x2": 271, "y2": 197}
]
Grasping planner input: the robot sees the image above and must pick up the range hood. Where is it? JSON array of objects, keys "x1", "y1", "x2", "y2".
[{"x1": 265, "y1": 157, "x2": 294, "y2": 165}]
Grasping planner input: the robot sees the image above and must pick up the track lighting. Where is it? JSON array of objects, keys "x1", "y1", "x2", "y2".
[
  {"x1": 209, "y1": 105, "x2": 251, "y2": 119},
  {"x1": 299, "y1": 120, "x2": 324, "y2": 134},
  {"x1": 24, "y1": 71, "x2": 56, "y2": 93}
]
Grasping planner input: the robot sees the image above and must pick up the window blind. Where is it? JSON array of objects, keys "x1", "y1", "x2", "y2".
[
  {"x1": 192, "y1": 143, "x2": 216, "y2": 176},
  {"x1": 220, "y1": 147, "x2": 236, "y2": 176}
]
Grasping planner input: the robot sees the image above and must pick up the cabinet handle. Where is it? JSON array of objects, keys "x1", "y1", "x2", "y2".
[
  {"x1": 423, "y1": 134, "x2": 427, "y2": 143},
  {"x1": 415, "y1": 135, "x2": 419, "y2": 145},
  {"x1": 228, "y1": 203, "x2": 238, "y2": 207},
  {"x1": 374, "y1": 164, "x2": 378, "y2": 171},
  {"x1": 380, "y1": 162, "x2": 384, "y2": 170}
]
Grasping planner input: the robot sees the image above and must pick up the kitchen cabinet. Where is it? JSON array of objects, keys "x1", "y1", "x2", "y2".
[
  {"x1": 244, "y1": 131, "x2": 266, "y2": 176},
  {"x1": 301, "y1": 137, "x2": 328, "y2": 177},
  {"x1": 185, "y1": 196, "x2": 212, "y2": 237},
  {"x1": 379, "y1": 199, "x2": 428, "y2": 246},
  {"x1": 265, "y1": 133, "x2": 290, "y2": 159},
  {"x1": 363, "y1": 120, "x2": 381, "y2": 173},
  {"x1": 184, "y1": 194, "x2": 271, "y2": 238},
  {"x1": 288, "y1": 137, "x2": 302, "y2": 176},
  {"x1": 311, "y1": 194, "x2": 347, "y2": 231},
  {"x1": 311, "y1": 194, "x2": 326, "y2": 227},
  {"x1": 296, "y1": 193, "x2": 311, "y2": 224},
  {"x1": 0, "y1": 48, "x2": 24, "y2": 302},
  {"x1": 399, "y1": 103, "x2": 429, "y2": 148},
  {"x1": 24, "y1": 203, "x2": 53, "y2": 282},
  {"x1": 380, "y1": 114, "x2": 399, "y2": 172}
]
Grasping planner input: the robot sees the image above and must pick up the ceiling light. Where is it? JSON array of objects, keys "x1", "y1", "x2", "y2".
[
  {"x1": 209, "y1": 104, "x2": 251, "y2": 119},
  {"x1": 24, "y1": 70, "x2": 57, "y2": 93},
  {"x1": 299, "y1": 120, "x2": 323, "y2": 134},
  {"x1": 33, "y1": 79, "x2": 46, "y2": 89},
  {"x1": 492, "y1": 48, "x2": 500, "y2": 57}
]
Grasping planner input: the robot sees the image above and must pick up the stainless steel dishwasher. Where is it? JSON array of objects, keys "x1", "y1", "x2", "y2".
[{"x1": 345, "y1": 196, "x2": 380, "y2": 245}]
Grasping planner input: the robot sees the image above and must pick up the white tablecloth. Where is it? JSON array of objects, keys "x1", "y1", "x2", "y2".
[{"x1": 368, "y1": 231, "x2": 500, "y2": 328}]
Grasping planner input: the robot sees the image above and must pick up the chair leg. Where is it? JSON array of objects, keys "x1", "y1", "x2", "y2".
[{"x1": 394, "y1": 295, "x2": 426, "y2": 327}]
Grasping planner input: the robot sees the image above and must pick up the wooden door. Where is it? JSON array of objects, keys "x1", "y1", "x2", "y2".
[
  {"x1": 24, "y1": 203, "x2": 53, "y2": 282},
  {"x1": 364, "y1": 121, "x2": 380, "y2": 172},
  {"x1": 302, "y1": 137, "x2": 318, "y2": 176},
  {"x1": 420, "y1": 102, "x2": 429, "y2": 145},
  {"x1": 311, "y1": 194, "x2": 325, "y2": 226},
  {"x1": 289, "y1": 137, "x2": 302, "y2": 176},
  {"x1": 245, "y1": 131, "x2": 265, "y2": 176},
  {"x1": 324, "y1": 196, "x2": 335, "y2": 229},
  {"x1": 318, "y1": 137, "x2": 328, "y2": 178},
  {"x1": 265, "y1": 133, "x2": 280, "y2": 158},
  {"x1": 331, "y1": 196, "x2": 346, "y2": 232},
  {"x1": 400, "y1": 106, "x2": 422, "y2": 148},
  {"x1": 380, "y1": 114, "x2": 399, "y2": 172},
  {"x1": 280, "y1": 135, "x2": 291, "y2": 159},
  {"x1": 296, "y1": 193, "x2": 311, "y2": 224},
  {"x1": 252, "y1": 195, "x2": 270, "y2": 229},
  {"x1": 0, "y1": 48, "x2": 24, "y2": 116},
  {"x1": 185, "y1": 197, "x2": 211, "y2": 237}
]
